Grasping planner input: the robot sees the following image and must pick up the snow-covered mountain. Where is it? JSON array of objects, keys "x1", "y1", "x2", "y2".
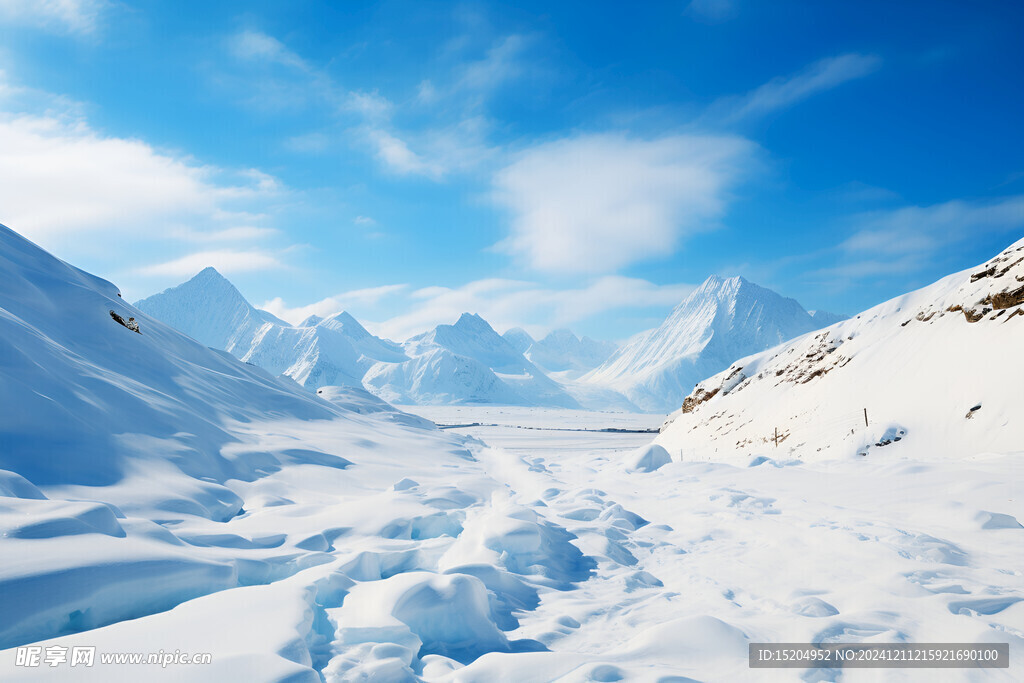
[
  {"x1": 583, "y1": 276, "x2": 843, "y2": 412},
  {"x1": 658, "y1": 237, "x2": 1024, "y2": 462},
  {"x1": 136, "y1": 270, "x2": 407, "y2": 390},
  {"x1": 134, "y1": 266, "x2": 289, "y2": 355},
  {"x1": 138, "y1": 273, "x2": 590, "y2": 408},
  {"x1": 523, "y1": 329, "x2": 617, "y2": 378},
  {"x1": 367, "y1": 313, "x2": 581, "y2": 408}
]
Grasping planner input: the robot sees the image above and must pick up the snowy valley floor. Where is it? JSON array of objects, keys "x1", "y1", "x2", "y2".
[{"x1": 3, "y1": 407, "x2": 1022, "y2": 682}]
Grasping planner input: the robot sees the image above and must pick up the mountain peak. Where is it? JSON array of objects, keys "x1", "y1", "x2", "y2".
[
  {"x1": 318, "y1": 310, "x2": 372, "y2": 340},
  {"x1": 135, "y1": 268, "x2": 287, "y2": 352},
  {"x1": 453, "y1": 312, "x2": 493, "y2": 333},
  {"x1": 190, "y1": 266, "x2": 233, "y2": 286}
]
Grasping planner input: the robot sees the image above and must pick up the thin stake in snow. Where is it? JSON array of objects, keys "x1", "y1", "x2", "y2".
[{"x1": 863, "y1": 408, "x2": 869, "y2": 427}]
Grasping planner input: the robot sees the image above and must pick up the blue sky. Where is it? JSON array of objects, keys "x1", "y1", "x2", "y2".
[{"x1": 1, "y1": 1, "x2": 1022, "y2": 341}]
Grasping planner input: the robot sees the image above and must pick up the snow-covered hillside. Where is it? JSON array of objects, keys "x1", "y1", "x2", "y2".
[
  {"x1": 658, "y1": 237, "x2": 1024, "y2": 463},
  {"x1": 583, "y1": 275, "x2": 842, "y2": 412},
  {"x1": 368, "y1": 314, "x2": 581, "y2": 408}
]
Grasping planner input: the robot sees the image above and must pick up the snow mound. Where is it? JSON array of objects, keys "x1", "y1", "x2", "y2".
[
  {"x1": 332, "y1": 571, "x2": 511, "y2": 669},
  {"x1": 440, "y1": 495, "x2": 596, "y2": 589},
  {"x1": 625, "y1": 444, "x2": 672, "y2": 472}
]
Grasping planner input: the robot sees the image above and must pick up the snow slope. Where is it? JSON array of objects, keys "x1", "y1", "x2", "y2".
[
  {"x1": 136, "y1": 271, "x2": 407, "y2": 390},
  {"x1": 0, "y1": 225, "x2": 599, "y2": 679},
  {"x1": 658, "y1": 237, "x2": 1024, "y2": 463},
  {"x1": 368, "y1": 314, "x2": 581, "y2": 408},
  {"x1": 583, "y1": 275, "x2": 842, "y2": 412}
]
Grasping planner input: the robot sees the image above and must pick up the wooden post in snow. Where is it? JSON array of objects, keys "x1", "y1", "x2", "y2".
[
  {"x1": 774, "y1": 427, "x2": 778, "y2": 448},
  {"x1": 863, "y1": 408, "x2": 869, "y2": 427}
]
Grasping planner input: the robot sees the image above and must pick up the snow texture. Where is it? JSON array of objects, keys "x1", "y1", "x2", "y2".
[{"x1": 1, "y1": 223, "x2": 1021, "y2": 682}]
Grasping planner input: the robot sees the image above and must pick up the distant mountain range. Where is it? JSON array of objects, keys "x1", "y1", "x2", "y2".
[
  {"x1": 503, "y1": 328, "x2": 617, "y2": 379},
  {"x1": 137, "y1": 269, "x2": 843, "y2": 413}
]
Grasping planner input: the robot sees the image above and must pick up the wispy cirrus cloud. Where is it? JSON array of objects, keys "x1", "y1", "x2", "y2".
[
  {"x1": 222, "y1": 27, "x2": 517, "y2": 180},
  {"x1": 492, "y1": 133, "x2": 755, "y2": 273},
  {"x1": 813, "y1": 195, "x2": 1024, "y2": 282},
  {"x1": 709, "y1": 53, "x2": 881, "y2": 123}
]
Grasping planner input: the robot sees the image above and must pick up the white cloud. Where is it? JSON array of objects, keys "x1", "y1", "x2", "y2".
[
  {"x1": 815, "y1": 195, "x2": 1024, "y2": 282},
  {"x1": 261, "y1": 284, "x2": 409, "y2": 325},
  {"x1": 0, "y1": 72, "x2": 294, "y2": 296},
  {"x1": 492, "y1": 133, "x2": 755, "y2": 273},
  {"x1": 138, "y1": 249, "x2": 286, "y2": 277},
  {"x1": 0, "y1": 0, "x2": 105, "y2": 34},
  {"x1": 366, "y1": 129, "x2": 445, "y2": 178},
  {"x1": 345, "y1": 90, "x2": 392, "y2": 120},
  {"x1": 0, "y1": 113, "x2": 279, "y2": 243},
  {"x1": 718, "y1": 53, "x2": 881, "y2": 122},
  {"x1": 228, "y1": 30, "x2": 308, "y2": 71},
  {"x1": 842, "y1": 196, "x2": 1024, "y2": 254},
  {"x1": 171, "y1": 226, "x2": 280, "y2": 243}
]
